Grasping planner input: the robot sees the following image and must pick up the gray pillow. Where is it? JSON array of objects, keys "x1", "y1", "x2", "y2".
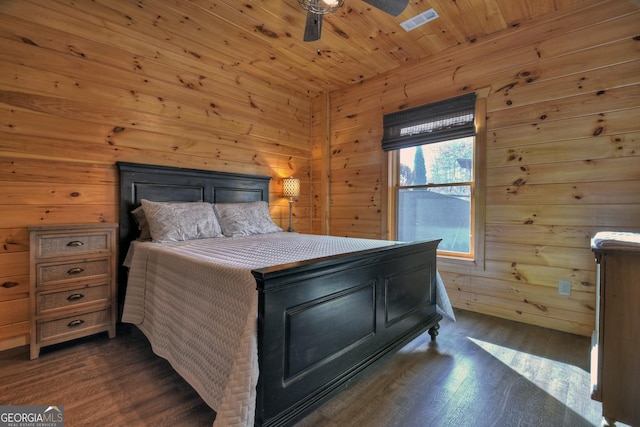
[
  {"x1": 214, "y1": 201, "x2": 282, "y2": 237},
  {"x1": 131, "y1": 206, "x2": 152, "y2": 241},
  {"x1": 141, "y1": 199, "x2": 223, "y2": 242}
]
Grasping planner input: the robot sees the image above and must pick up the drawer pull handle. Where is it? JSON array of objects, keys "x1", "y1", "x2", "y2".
[
  {"x1": 67, "y1": 293, "x2": 84, "y2": 301},
  {"x1": 67, "y1": 241, "x2": 84, "y2": 247},
  {"x1": 67, "y1": 267, "x2": 84, "y2": 275},
  {"x1": 67, "y1": 319, "x2": 85, "y2": 327},
  {"x1": 2, "y1": 281, "x2": 18, "y2": 288}
]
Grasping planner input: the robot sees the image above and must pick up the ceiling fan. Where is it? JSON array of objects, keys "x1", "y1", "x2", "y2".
[{"x1": 299, "y1": 0, "x2": 409, "y2": 42}]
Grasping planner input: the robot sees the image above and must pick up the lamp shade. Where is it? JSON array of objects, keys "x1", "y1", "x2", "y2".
[{"x1": 283, "y1": 177, "x2": 300, "y2": 198}]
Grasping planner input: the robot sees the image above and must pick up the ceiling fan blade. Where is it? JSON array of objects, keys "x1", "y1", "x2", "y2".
[
  {"x1": 362, "y1": 0, "x2": 409, "y2": 16},
  {"x1": 303, "y1": 10, "x2": 323, "y2": 42}
]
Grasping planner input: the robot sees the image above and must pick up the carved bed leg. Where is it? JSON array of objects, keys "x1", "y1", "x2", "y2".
[{"x1": 428, "y1": 323, "x2": 440, "y2": 341}]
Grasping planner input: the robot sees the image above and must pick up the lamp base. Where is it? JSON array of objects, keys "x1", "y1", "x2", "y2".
[{"x1": 287, "y1": 200, "x2": 294, "y2": 232}]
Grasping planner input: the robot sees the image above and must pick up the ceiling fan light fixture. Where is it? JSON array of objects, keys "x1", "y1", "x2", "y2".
[
  {"x1": 300, "y1": 0, "x2": 407, "y2": 42},
  {"x1": 299, "y1": 0, "x2": 344, "y2": 15}
]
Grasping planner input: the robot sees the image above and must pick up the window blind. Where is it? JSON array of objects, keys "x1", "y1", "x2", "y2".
[{"x1": 381, "y1": 93, "x2": 476, "y2": 151}]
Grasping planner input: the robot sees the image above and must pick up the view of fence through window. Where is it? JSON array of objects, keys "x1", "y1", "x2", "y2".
[{"x1": 397, "y1": 137, "x2": 473, "y2": 253}]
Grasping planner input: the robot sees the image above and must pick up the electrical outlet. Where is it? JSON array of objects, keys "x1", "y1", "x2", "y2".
[{"x1": 558, "y1": 279, "x2": 572, "y2": 296}]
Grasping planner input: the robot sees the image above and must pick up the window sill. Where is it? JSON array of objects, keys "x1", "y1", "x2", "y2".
[{"x1": 437, "y1": 254, "x2": 485, "y2": 272}]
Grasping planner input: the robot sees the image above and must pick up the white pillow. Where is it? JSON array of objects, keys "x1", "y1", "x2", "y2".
[
  {"x1": 214, "y1": 201, "x2": 282, "y2": 237},
  {"x1": 141, "y1": 199, "x2": 223, "y2": 242}
]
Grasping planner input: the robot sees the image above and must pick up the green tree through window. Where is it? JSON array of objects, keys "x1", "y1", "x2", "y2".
[{"x1": 413, "y1": 146, "x2": 427, "y2": 185}]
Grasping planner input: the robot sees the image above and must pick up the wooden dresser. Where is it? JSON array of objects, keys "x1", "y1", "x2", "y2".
[
  {"x1": 29, "y1": 223, "x2": 117, "y2": 359},
  {"x1": 591, "y1": 231, "x2": 640, "y2": 427}
]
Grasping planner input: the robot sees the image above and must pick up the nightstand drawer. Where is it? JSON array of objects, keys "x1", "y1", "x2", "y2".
[
  {"x1": 38, "y1": 309, "x2": 110, "y2": 342},
  {"x1": 37, "y1": 284, "x2": 109, "y2": 314},
  {"x1": 35, "y1": 231, "x2": 110, "y2": 258},
  {"x1": 37, "y1": 258, "x2": 110, "y2": 287}
]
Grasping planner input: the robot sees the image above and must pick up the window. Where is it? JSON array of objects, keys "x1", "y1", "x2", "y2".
[
  {"x1": 383, "y1": 93, "x2": 484, "y2": 262},
  {"x1": 397, "y1": 138, "x2": 473, "y2": 253}
]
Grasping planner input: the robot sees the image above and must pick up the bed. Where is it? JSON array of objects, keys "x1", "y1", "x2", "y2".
[{"x1": 117, "y1": 162, "x2": 450, "y2": 427}]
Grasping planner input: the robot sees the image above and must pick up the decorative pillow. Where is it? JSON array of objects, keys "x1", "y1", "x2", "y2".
[
  {"x1": 140, "y1": 199, "x2": 223, "y2": 242},
  {"x1": 214, "y1": 201, "x2": 282, "y2": 237},
  {"x1": 131, "y1": 206, "x2": 152, "y2": 241}
]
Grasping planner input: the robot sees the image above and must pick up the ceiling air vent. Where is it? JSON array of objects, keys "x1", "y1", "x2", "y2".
[{"x1": 400, "y1": 8, "x2": 439, "y2": 31}]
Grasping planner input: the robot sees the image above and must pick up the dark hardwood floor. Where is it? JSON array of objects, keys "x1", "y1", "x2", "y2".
[{"x1": 0, "y1": 310, "x2": 617, "y2": 427}]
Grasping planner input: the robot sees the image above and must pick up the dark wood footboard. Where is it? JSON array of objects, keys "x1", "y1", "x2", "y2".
[{"x1": 252, "y1": 239, "x2": 441, "y2": 427}]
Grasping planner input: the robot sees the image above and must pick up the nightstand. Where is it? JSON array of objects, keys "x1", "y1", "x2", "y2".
[{"x1": 29, "y1": 223, "x2": 117, "y2": 359}]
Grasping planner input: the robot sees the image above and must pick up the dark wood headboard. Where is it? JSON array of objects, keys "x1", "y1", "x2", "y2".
[{"x1": 116, "y1": 162, "x2": 272, "y2": 308}]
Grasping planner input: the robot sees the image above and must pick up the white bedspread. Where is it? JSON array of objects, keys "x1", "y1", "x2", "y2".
[{"x1": 122, "y1": 232, "x2": 454, "y2": 427}]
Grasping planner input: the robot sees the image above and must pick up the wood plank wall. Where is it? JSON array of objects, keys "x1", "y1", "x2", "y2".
[
  {"x1": 0, "y1": 0, "x2": 313, "y2": 350},
  {"x1": 322, "y1": 0, "x2": 640, "y2": 336}
]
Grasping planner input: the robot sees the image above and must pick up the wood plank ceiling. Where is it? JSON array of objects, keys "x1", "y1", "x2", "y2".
[
  {"x1": 90, "y1": 0, "x2": 592, "y2": 95},
  {"x1": 49, "y1": 0, "x2": 589, "y2": 95}
]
